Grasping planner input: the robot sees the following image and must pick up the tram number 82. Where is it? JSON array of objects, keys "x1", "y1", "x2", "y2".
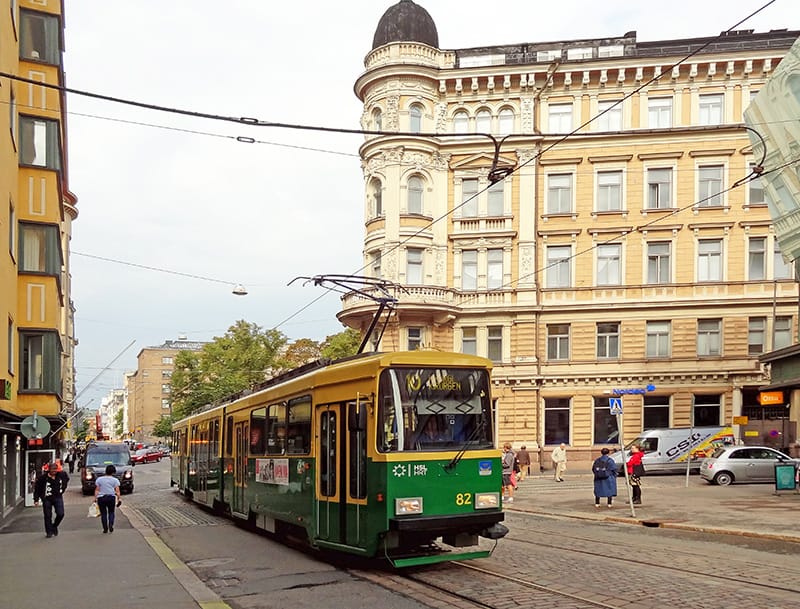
[{"x1": 455, "y1": 493, "x2": 472, "y2": 505}]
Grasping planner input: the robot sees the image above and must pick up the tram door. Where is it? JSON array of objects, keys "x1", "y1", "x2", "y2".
[
  {"x1": 232, "y1": 421, "x2": 249, "y2": 517},
  {"x1": 195, "y1": 424, "x2": 209, "y2": 504},
  {"x1": 316, "y1": 404, "x2": 343, "y2": 543},
  {"x1": 179, "y1": 430, "x2": 188, "y2": 490}
]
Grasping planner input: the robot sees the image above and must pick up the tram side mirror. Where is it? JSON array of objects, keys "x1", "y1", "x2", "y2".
[{"x1": 348, "y1": 402, "x2": 367, "y2": 432}]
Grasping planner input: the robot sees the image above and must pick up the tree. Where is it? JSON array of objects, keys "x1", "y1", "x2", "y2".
[
  {"x1": 151, "y1": 415, "x2": 174, "y2": 440},
  {"x1": 75, "y1": 419, "x2": 91, "y2": 442},
  {"x1": 321, "y1": 328, "x2": 362, "y2": 360},
  {"x1": 170, "y1": 320, "x2": 289, "y2": 418},
  {"x1": 114, "y1": 409, "x2": 124, "y2": 438},
  {"x1": 283, "y1": 338, "x2": 322, "y2": 368}
]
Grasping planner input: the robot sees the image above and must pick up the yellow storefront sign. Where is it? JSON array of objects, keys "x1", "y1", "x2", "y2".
[
  {"x1": 744, "y1": 430, "x2": 760, "y2": 437},
  {"x1": 732, "y1": 416, "x2": 749, "y2": 425},
  {"x1": 758, "y1": 391, "x2": 784, "y2": 405}
]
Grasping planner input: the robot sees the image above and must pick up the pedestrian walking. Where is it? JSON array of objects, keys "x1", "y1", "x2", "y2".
[
  {"x1": 501, "y1": 443, "x2": 516, "y2": 503},
  {"x1": 94, "y1": 464, "x2": 122, "y2": 533},
  {"x1": 515, "y1": 445, "x2": 531, "y2": 482},
  {"x1": 592, "y1": 448, "x2": 617, "y2": 508},
  {"x1": 65, "y1": 448, "x2": 76, "y2": 474},
  {"x1": 551, "y1": 442, "x2": 568, "y2": 482},
  {"x1": 33, "y1": 462, "x2": 70, "y2": 538},
  {"x1": 626, "y1": 444, "x2": 644, "y2": 505}
]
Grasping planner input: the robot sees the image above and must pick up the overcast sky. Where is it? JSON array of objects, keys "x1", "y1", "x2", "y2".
[{"x1": 64, "y1": 0, "x2": 800, "y2": 411}]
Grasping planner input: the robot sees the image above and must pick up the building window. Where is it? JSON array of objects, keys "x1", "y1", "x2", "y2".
[
  {"x1": 546, "y1": 245, "x2": 571, "y2": 288},
  {"x1": 697, "y1": 319, "x2": 721, "y2": 357},
  {"x1": 20, "y1": 330, "x2": 60, "y2": 392},
  {"x1": 19, "y1": 9, "x2": 61, "y2": 65},
  {"x1": 161, "y1": 357, "x2": 173, "y2": 365},
  {"x1": 498, "y1": 108, "x2": 514, "y2": 135},
  {"x1": 547, "y1": 324, "x2": 570, "y2": 361},
  {"x1": 547, "y1": 173, "x2": 573, "y2": 214},
  {"x1": 748, "y1": 317, "x2": 765, "y2": 355},
  {"x1": 409, "y1": 104, "x2": 423, "y2": 133},
  {"x1": 698, "y1": 165, "x2": 724, "y2": 207},
  {"x1": 774, "y1": 316, "x2": 792, "y2": 350},
  {"x1": 567, "y1": 47, "x2": 593, "y2": 60},
  {"x1": 597, "y1": 244, "x2": 621, "y2": 285},
  {"x1": 596, "y1": 170, "x2": 622, "y2": 212},
  {"x1": 544, "y1": 397, "x2": 570, "y2": 445},
  {"x1": 598, "y1": 45, "x2": 624, "y2": 58},
  {"x1": 461, "y1": 250, "x2": 477, "y2": 291},
  {"x1": 407, "y1": 176, "x2": 424, "y2": 214},
  {"x1": 648, "y1": 97, "x2": 672, "y2": 128},
  {"x1": 646, "y1": 168, "x2": 672, "y2": 209},
  {"x1": 453, "y1": 111, "x2": 469, "y2": 134},
  {"x1": 698, "y1": 93, "x2": 723, "y2": 125},
  {"x1": 162, "y1": 399, "x2": 170, "y2": 409},
  {"x1": 372, "y1": 108, "x2": 382, "y2": 131},
  {"x1": 593, "y1": 397, "x2": 617, "y2": 444},
  {"x1": 475, "y1": 109, "x2": 491, "y2": 133},
  {"x1": 461, "y1": 178, "x2": 478, "y2": 217},
  {"x1": 647, "y1": 242, "x2": 671, "y2": 284},
  {"x1": 487, "y1": 180, "x2": 504, "y2": 216},
  {"x1": 370, "y1": 179, "x2": 382, "y2": 217},
  {"x1": 643, "y1": 396, "x2": 670, "y2": 429},
  {"x1": 597, "y1": 100, "x2": 622, "y2": 131},
  {"x1": 370, "y1": 251, "x2": 381, "y2": 278},
  {"x1": 7, "y1": 318, "x2": 14, "y2": 375},
  {"x1": 774, "y1": 243, "x2": 793, "y2": 280},
  {"x1": 537, "y1": 49, "x2": 561, "y2": 62},
  {"x1": 698, "y1": 239, "x2": 722, "y2": 282},
  {"x1": 596, "y1": 322, "x2": 620, "y2": 359},
  {"x1": 18, "y1": 222, "x2": 61, "y2": 275},
  {"x1": 161, "y1": 384, "x2": 171, "y2": 394},
  {"x1": 693, "y1": 394, "x2": 721, "y2": 426},
  {"x1": 548, "y1": 103, "x2": 572, "y2": 133},
  {"x1": 407, "y1": 328, "x2": 422, "y2": 351},
  {"x1": 748, "y1": 163, "x2": 764, "y2": 205},
  {"x1": 19, "y1": 116, "x2": 61, "y2": 170},
  {"x1": 487, "y1": 249, "x2": 504, "y2": 290},
  {"x1": 487, "y1": 326, "x2": 503, "y2": 362},
  {"x1": 748, "y1": 237, "x2": 766, "y2": 280},
  {"x1": 461, "y1": 327, "x2": 477, "y2": 355},
  {"x1": 406, "y1": 248, "x2": 423, "y2": 284},
  {"x1": 646, "y1": 321, "x2": 671, "y2": 358}
]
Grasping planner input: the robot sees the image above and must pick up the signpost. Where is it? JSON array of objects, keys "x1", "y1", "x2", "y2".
[{"x1": 610, "y1": 398, "x2": 635, "y2": 517}]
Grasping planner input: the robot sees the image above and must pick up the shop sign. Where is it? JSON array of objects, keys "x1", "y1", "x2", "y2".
[
  {"x1": 758, "y1": 391, "x2": 784, "y2": 406},
  {"x1": 732, "y1": 416, "x2": 749, "y2": 425}
]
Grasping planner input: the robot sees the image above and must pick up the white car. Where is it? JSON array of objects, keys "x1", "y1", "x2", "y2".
[{"x1": 700, "y1": 445, "x2": 800, "y2": 486}]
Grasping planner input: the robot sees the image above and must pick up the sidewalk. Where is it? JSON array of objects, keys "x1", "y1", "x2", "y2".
[
  {"x1": 0, "y1": 484, "x2": 224, "y2": 609},
  {"x1": 507, "y1": 472, "x2": 800, "y2": 543}
]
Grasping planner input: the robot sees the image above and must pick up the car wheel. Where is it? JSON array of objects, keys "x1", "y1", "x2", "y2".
[{"x1": 714, "y1": 471, "x2": 734, "y2": 486}]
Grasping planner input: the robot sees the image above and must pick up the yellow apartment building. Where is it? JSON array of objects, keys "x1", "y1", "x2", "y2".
[
  {"x1": 126, "y1": 339, "x2": 205, "y2": 444},
  {"x1": 339, "y1": 0, "x2": 800, "y2": 467},
  {"x1": 0, "y1": 0, "x2": 76, "y2": 521}
]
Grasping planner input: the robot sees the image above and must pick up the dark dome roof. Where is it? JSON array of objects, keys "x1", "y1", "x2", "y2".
[{"x1": 372, "y1": 0, "x2": 439, "y2": 50}]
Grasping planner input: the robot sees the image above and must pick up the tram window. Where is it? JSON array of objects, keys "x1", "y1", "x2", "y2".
[
  {"x1": 266, "y1": 402, "x2": 287, "y2": 455},
  {"x1": 287, "y1": 396, "x2": 311, "y2": 454},
  {"x1": 225, "y1": 416, "x2": 233, "y2": 456},
  {"x1": 250, "y1": 407, "x2": 267, "y2": 454},
  {"x1": 349, "y1": 402, "x2": 367, "y2": 499}
]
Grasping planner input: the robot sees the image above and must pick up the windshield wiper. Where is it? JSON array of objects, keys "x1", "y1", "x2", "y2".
[{"x1": 444, "y1": 419, "x2": 486, "y2": 472}]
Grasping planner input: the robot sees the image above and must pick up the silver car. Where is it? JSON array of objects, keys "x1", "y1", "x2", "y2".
[{"x1": 700, "y1": 445, "x2": 800, "y2": 486}]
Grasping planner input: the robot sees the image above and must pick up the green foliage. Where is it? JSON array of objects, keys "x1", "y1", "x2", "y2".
[
  {"x1": 283, "y1": 338, "x2": 322, "y2": 369},
  {"x1": 76, "y1": 419, "x2": 91, "y2": 442},
  {"x1": 170, "y1": 320, "x2": 288, "y2": 418},
  {"x1": 114, "y1": 409, "x2": 124, "y2": 437},
  {"x1": 321, "y1": 328, "x2": 362, "y2": 360},
  {"x1": 151, "y1": 414, "x2": 174, "y2": 439}
]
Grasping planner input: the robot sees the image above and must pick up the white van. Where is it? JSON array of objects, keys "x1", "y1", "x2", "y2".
[{"x1": 610, "y1": 427, "x2": 734, "y2": 474}]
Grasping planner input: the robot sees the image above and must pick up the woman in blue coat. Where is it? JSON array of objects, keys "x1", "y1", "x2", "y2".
[{"x1": 592, "y1": 447, "x2": 617, "y2": 508}]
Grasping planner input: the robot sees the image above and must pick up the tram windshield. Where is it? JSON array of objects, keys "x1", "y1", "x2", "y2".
[{"x1": 377, "y1": 367, "x2": 493, "y2": 452}]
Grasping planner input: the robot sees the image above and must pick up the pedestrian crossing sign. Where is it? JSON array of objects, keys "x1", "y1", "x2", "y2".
[{"x1": 609, "y1": 397, "x2": 623, "y2": 414}]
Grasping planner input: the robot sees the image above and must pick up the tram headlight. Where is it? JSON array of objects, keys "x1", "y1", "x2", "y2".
[
  {"x1": 395, "y1": 497, "x2": 423, "y2": 515},
  {"x1": 475, "y1": 492, "x2": 500, "y2": 509}
]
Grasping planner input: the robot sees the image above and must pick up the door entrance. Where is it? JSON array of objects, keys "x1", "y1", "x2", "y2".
[{"x1": 232, "y1": 422, "x2": 248, "y2": 517}]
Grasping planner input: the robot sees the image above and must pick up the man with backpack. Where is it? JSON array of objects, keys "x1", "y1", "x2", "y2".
[{"x1": 592, "y1": 448, "x2": 617, "y2": 508}]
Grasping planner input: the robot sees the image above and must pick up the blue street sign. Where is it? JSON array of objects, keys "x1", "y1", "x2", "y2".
[{"x1": 609, "y1": 397, "x2": 623, "y2": 414}]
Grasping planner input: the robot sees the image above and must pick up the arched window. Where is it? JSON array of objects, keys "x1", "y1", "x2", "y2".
[
  {"x1": 409, "y1": 104, "x2": 423, "y2": 133},
  {"x1": 407, "y1": 176, "x2": 424, "y2": 214},
  {"x1": 475, "y1": 109, "x2": 491, "y2": 133},
  {"x1": 453, "y1": 111, "x2": 469, "y2": 134},
  {"x1": 370, "y1": 178, "x2": 383, "y2": 216},
  {"x1": 498, "y1": 108, "x2": 514, "y2": 135},
  {"x1": 372, "y1": 108, "x2": 383, "y2": 131}
]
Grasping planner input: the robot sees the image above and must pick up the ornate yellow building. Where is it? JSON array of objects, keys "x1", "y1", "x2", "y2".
[
  {"x1": 340, "y1": 0, "x2": 800, "y2": 466},
  {"x1": 0, "y1": 0, "x2": 76, "y2": 520}
]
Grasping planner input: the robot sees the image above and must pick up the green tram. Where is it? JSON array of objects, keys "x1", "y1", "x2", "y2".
[{"x1": 170, "y1": 351, "x2": 508, "y2": 567}]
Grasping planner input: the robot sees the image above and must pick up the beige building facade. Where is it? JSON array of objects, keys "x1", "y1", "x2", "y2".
[{"x1": 339, "y1": 1, "x2": 800, "y2": 467}]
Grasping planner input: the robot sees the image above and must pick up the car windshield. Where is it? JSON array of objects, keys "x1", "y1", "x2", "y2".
[
  {"x1": 136, "y1": 450, "x2": 148, "y2": 456},
  {"x1": 710, "y1": 447, "x2": 727, "y2": 458},
  {"x1": 86, "y1": 451, "x2": 129, "y2": 467},
  {"x1": 377, "y1": 366, "x2": 493, "y2": 452}
]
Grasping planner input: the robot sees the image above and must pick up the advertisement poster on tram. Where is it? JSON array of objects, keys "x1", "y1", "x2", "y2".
[
  {"x1": 255, "y1": 458, "x2": 289, "y2": 485},
  {"x1": 24, "y1": 450, "x2": 55, "y2": 506}
]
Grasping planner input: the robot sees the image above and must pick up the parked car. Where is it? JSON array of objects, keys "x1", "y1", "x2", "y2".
[
  {"x1": 131, "y1": 447, "x2": 162, "y2": 464},
  {"x1": 700, "y1": 445, "x2": 800, "y2": 486}
]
